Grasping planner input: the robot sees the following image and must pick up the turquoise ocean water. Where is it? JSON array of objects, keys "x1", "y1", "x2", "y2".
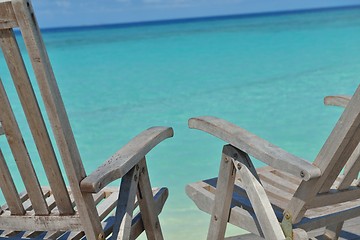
[{"x1": 0, "y1": 6, "x2": 360, "y2": 239}]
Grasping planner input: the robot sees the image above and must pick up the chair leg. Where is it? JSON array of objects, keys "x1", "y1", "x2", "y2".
[
  {"x1": 236, "y1": 155, "x2": 285, "y2": 240},
  {"x1": 137, "y1": 158, "x2": 164, "y2": 240},
  {"x1": 112, "y1": 166, "x2": 140, "y2": 240},
  {"x1": 324, "y1": 222, "x2": 343, "y2": 240},
  {"x1": 207, "y1": 145, "x2": 237, "y2": 240}
]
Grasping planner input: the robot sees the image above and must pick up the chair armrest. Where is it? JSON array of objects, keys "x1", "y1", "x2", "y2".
[
  {"x1": 188, "y1": 116, "x2": 321, "y2": 181},
  {"x1": 324, "y1": 95, "x2": 351, "y2": 108},
  {"x1": 80, "y1": 126, "x2": 174, "y2": 193}
]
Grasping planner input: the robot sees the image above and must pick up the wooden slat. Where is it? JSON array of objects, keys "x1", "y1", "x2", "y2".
[
  {"x1": 186, "y1": 181, "x2": 262, "y2": 236},
  {"x1": 0, "y1": 28, "x2": 74, "y2": 215},
  {"x1": 0, "y1": 79, "x2": 49, "y2": 215},
  {"x1": 0, "y1": 1, "x2": 18, "y2": 29},
  {"x1": 297, "y1": 204, "x2": 360, "y2": 231},
  {"x1": 97, "y1": 192, "x2": 118, "y2": 221},
  {"x1": 65, "y1": 189, "x2": 118, "y2": 240},
  {"x1": 129, "y1": 188, "x2": 169, "y2": 240},
  {"x1": 338, "y1": 143, "x2": 360, "y2": 190},
  {"x1": 11, "y1": 1, "x2": 103, "y2": 238},
  {"x1": 112, "y1": 166, "x2": 139, "y2": 240},
  {"x1": 0, "y1": 212, "x2": 81, "y2": 231},
  {"x1": 81, "y1": 127, "x2": 173, "y2": 193},
  {"x1": 188, "y1": 116, "x2": 321, "y2": 181},
  {"x1": 237, "y1": 162, "x2": 285, "y2": 240},
  {"x1": 309, "y1": 187, "x2": 360, "y2": 209},
  {"x1": 137, "y1": 158, "x2": 164, "y2": 240},
  {"x1": 259, "y1": 170, "x2": 298, "y2": 194},
  {"x1": 1, "y1": 189, "x2": 28, "y2": 213},
  {"x1": 22, "y1": 195, "x2": 58, "y2": 238},
  {"x1": 287, "y1": 85, "x2": 360, "y2": 223},
  {"x1": 0, "y1": 149, "x2": 25, "y2": 215},
  {"x1": 207, "y1": 145, "x2": 236, "y2": 240}
]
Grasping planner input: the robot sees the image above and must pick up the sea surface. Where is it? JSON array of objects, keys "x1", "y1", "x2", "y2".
[{"x1": 0, "y1": 6, "x2": 360, "y2": 239}]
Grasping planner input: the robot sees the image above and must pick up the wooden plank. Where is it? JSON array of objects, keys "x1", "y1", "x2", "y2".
[
  {"x1": 188, "y1": 116, "x2": 321, "y2": 181},
  {"x1": 81, "y1": 126, "x2": 173, "y2": 193},
  {"x1": 0, "y1": 28, "x2": 74, "y2": 215},
  {"x1": 97, "y1": 192, "x2": 118, "y2": 221},
  {"x1": 237, "y1": 161, "x2": 285, "y2": 240},
  {"x1": 112, "y1": 166, "x2": 139, "y2": 240},
  {"x1": 287, "y1": 86, "x2": 360, "y2": 223},
  {"x1": 186, "y1": 181, "x2": 262, "y2": 236},
  {"x1": 297, "y1": 204, "x2": 360, "y2": 231},
  {"x1": 310, "y1": 187, "x2": 360, "y2": 209},
  {"x1": 207, "y1": 145, "x2": 236, "y2": 240},
  {"x1": 22, "y1": 195, "x2": 58, "y2": 238},
  {"x1": 0, "y1": 1, "x2": 18, "y2": 29},
  {"x1": 0, "y1": 79, "x2": 49, "y2": 215},
  {"x1": 268, "y1": 168, "x2": 302, "y2": 185},
  {"x1": 0, "y1": 149, "x2": 25, "y2": 215},
  {"x1": 11, "y1": 1, "x2": 103, "y2": 238},
  {"x1": 137, "y1": 158, "x2": 164, "y2": 240},
  {"x1": 0, "y1": 211, "x2": 82, "y2": 231},
  {"x1": 129, "y1": 187, "x2": 168, "y2": 240},
  {"x1": 324, "y1": 95, "x2": 351, "y2": 108},
  {"x1": 259, "y1": 170, "x2": 298, "y2": 194},
  {"x1": 338, "y1": 143, "x2": 360, "y2": 190}
]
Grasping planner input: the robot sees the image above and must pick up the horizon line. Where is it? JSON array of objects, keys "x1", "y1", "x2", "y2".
[{"x1": 41, "y1": 3, "x2": 360, "y2": 32}]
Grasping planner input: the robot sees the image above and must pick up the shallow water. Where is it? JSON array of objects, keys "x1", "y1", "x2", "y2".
[{"x1": 0, "y1": 6, "x2": 360, "y2": 239}]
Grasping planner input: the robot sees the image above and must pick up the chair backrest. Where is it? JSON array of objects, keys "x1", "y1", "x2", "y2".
[
  {"x1": 0, "y1": 0, "x2": 103, "y2": 237},
  {"x1": 287, "y1": 85, "x2": 360, "y2": 223}
]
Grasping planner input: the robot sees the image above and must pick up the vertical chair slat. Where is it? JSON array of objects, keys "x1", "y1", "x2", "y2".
[
  {"x1": 287, "y1": 85, "x2": 360, "y2": 223},
  {"x1": 137, "y1": 158, "x2": 164, "y2": 240},
  {"x1": 0, "y1": 1, "x2": 18, "y2": 30},
  {"x1": 0, "y1": 149, "x2": 25, "y2": 215},
  {"x1": 0, "y1": 124, "x2": 4, "y2": 135},
  {"x1": 11, "y1": 0, "x2": 103, "y2": 238},
  {"x1": 319, "y1": 125, "x2": 360, "y2": 192},
  {"x1": 0, "y1": 28, "x2": 74, "y2": 215},
  {"x1": 0, "y1": 79, "x2": 49, "y2": 215},
  {"x1": 338, "y1": 143, "x2": 360, "y2": 190}
]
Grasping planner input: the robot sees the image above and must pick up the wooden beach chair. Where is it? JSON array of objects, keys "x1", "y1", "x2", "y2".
[
  {"x1": 0, "y1": 0, "x2": 173, "y2": 239},
  {"x1": 186, "y1": 85, "x2": 360, "y2": 239}
]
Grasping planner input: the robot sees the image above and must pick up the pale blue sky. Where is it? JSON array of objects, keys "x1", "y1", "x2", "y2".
[{"x1": 32, "y1": 0, "x2": 360, "y2": 28}]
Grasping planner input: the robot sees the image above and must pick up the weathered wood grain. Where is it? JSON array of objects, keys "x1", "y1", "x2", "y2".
[
  {"x1": 188, "y1": 116, "x2": 321, "y2": 181},
  {"x1": 81, "y1": 127, "x2": 173, "y2": 193},
  {"x1": 207, "y1": 145, "x2": 236, "y2": 240},
  {"x1": 0, "y1": 27, "x2": 74, "y2": 215},
  {"x1": 0, "y1": 1, "x2": 17, "y2": 29},
  {"x1": 12, "y1": 0, "x2": 103, "y2": 237},
  {"x1": 136, "y1": 158, "x2": 164, "y2": 240},
  {"x1": 0, "y1": 149, "x2": 24, "y2": 215},
  {"x1": 112, "y1": 166, "x2": 139, "y2": 240},
  {"x1": 0, "y1": 79, "x2": 48, "y2": 215}
]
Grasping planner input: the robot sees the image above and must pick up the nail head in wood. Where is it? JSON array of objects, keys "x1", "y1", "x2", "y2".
[{"x1": 237, "y1": 162, "x2": 242, "y2": 170}]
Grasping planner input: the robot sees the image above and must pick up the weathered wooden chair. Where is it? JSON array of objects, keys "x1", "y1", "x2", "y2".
[
  {"x1": 186, "y1": 85, "x2": 360, "y2": 239},
  {"x1": 0, "y1": 0, "x2": 173, "y2": 239}
]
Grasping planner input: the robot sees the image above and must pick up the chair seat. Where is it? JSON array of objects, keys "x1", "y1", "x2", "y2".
[
  {"x1": 0, "y1": 186, "x2": 168, "y2": 239},
  {"x1": 187, "y1": 166, "x2": 360, "y2": 234}
]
